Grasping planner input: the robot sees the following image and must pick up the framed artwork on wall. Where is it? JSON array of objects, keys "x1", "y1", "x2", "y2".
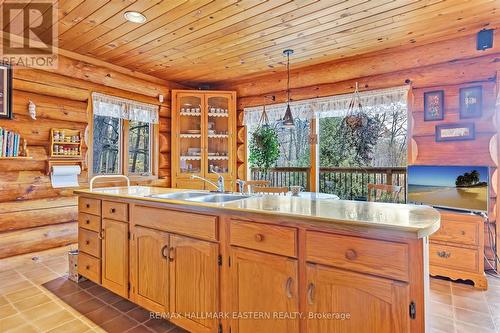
[
  {"x1": 0, "y1": 63, "x2": 12, "y2": 120},
  {"x1": 436, "y1": 123, "x2": 475, "y2": 142},
  {"x1": 459, "y1": 86, "x2": 482, "y2": 119},
  {"x1": 424, "y1": 90, "x2": 444, "y2": 121}
]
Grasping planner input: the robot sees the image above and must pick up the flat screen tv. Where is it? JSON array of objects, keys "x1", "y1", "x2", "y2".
[{"x1": 407, "y1": 165, "x2": 489, "y2": 212}]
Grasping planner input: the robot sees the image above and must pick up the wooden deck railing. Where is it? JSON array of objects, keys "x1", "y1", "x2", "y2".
[{"x1": 251, "y1": 166, "x2": 407, "y2": 201}]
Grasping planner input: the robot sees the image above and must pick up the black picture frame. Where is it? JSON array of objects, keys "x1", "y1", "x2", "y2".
[
  {"x1": 424, "y1": 90, "x2": 444, "y2": 121},
  {"x1": 459, "y1": 86, "x2": 482, "y2": 119},
  {"x1": 0, "y1": 63, "x2": 12, "y2": 120},
  {"x1": 435, "y1": 123, "x2": 475, "y2": 142}
]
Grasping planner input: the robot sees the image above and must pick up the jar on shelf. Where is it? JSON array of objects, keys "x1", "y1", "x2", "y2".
[
  {"x1": 54, "y1": 131, "x2": 60, "y2": 142},
  {"x1": 60, "y1": 131, "x2": 65, "y2": 142}
]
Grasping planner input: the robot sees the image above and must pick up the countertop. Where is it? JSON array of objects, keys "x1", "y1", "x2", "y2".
[{"x1": 75, "y1": 186, "x2": 440, "y2": 238}]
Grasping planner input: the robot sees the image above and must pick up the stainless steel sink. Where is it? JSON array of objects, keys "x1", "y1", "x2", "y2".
[
  {"x1": 186, "y1": 194, "x2": 250, "y2": 203},
  {"x1": 149, "y1": 192, "x2": 211, "y2": 200}
]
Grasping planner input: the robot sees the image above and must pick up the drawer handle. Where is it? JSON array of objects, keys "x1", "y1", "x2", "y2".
[
  {"x1": 254, "y1": 233, "x2": 265, "y2": 242},
  {"x1": 85, "y1": 240, "x2": 90, "y2": 245},
  {"x1": 285, "y1": 277, "x2": 293, "y2": 299},
  {"x1": 161, "y1": 245, "x2": 169, "y2": 259},
  {"x1": 307, "y1": 282, "x2": 315, "y2": 305},
  {"x1": 85, "y1": 219, "x2": 90, "y2": 224},
  {"x1": 345, "y1": 249, "x2": 357, "y2": 260},
  {"x1": 110, "y1": 208, "x2": 116, "y2": 213},
  {"x1": 168, "y1": 247, "x2": 175, "y2": 262},
  {"x1": 437, "y1": 251, "x2": 451, "y2": 259},
  {"x1": 85, "y1": 204, "x2": 90, "y2": 208},
  {"x1": 98, "y1": 230, "x2": 104, "y2": 240},
  {"x1": 85, "y1": 265, "x2": 90, "y2": 270}
]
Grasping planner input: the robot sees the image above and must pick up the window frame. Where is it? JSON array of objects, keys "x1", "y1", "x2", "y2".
[{"x1": 89, "y1": 96, "x2": 159, "y2": 182}]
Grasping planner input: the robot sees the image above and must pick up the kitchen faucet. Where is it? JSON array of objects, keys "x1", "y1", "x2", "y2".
[{"x1": 191, "y1": 172, "x2": 225, "y2": 192}]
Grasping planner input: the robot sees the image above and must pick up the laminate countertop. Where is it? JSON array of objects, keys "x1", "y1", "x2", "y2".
[{"x1": 74, "y1": 186, "x2": 440, "y2": 238}]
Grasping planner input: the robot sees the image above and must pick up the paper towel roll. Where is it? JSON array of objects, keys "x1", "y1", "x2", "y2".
[{"x1": 51, "y1": 165, "x2": 81, "y2": 188}]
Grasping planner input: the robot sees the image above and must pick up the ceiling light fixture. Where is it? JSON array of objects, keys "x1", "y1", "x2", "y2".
[
  {"x1": 124, "y1": 11, "x2": 147, "y2": 24},
  {"x1": 282, "y1": 49, "x2": 295, "y2": 129}
]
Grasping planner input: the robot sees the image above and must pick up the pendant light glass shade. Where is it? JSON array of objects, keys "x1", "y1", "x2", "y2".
[{"x1": 282, "y1": 49, "x2": 295, "y2": 129}]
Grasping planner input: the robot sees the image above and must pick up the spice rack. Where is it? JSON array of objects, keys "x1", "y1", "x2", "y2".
[{"x1": 50, "y1": 128, "x2": 82, "y2": 158}]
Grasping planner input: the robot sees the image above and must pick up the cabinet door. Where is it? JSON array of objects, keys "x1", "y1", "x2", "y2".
[
  {"x1": 169, "y1": 234, "x2": 219, "y2": 333},
  {"x1": 306, "y1": 264, "x2": 409, "y2": 333},
  {"x1": 230, "y1": 247, "x2": 299, "y2": 333},
  {"x1": 101, "y1": 219, "x2": 129, "y2": 297},
  {"x1": 130, "y1": 226, "x2": 169, "y2": 313}
]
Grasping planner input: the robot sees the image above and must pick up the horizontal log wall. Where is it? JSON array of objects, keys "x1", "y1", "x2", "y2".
[
  {"x1": 218, "y1": 32, "x2": 500, "y2": 264},
  {"x1": 0, "y1": 54, "x2": 179, "y2": 259}
]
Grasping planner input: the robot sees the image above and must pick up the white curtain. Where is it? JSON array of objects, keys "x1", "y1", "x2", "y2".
[
  {"x1": 243, "y1": 85, "x2": 410, "y2": 126},
  {"x1": 92, "y1": 92, "x2": 159, "y2": 124}
]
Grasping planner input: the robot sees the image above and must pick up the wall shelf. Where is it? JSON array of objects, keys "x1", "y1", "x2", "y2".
[{"x1": 0, "y1": 156, "x2": 33, "y2": 160}]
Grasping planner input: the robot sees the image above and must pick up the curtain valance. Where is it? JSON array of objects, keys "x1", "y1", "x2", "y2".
[
  {"x1": 243, "y1": 85, "x2": 410, "y2": 126},
  {"x1": 92, "y1": 92, "x2": 159, "y2": 124}
]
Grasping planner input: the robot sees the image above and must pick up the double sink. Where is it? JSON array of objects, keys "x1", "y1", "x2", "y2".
[{"x1": 149, "y1": 191, "x2": 251, "y2": 203}]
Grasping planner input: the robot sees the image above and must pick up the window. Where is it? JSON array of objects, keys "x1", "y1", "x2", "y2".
[{"x1": 91, "y1": 93, "x2": 158, "y2": 177}]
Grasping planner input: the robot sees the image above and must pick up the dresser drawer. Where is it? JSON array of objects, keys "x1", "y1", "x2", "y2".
[
  {"x1": 132, "y1": 205, "x2": 217, "y2": 241},
  {"x1": 429, "y1": 243, "x2": 479, "y2": 273},
  {"x1": 79, "y1": 213, "x2": 101, "y2": 232},
  {"x1": 306, "y1": 231, "x2": 409, "y2": 282},
  {"x1": 230, "y1": 220, "x2": 297, "y2": 257},
  {"x1": 78, "y1": 252, "x2": 101, "y2": 284},
  {"x1": 79, "y1": 197, "x2": 101, "y2": 216},
  {"x1": 78, "y1": 228, "x2": 101, "y2": 258},
  {"x1": 102, "y1": 201, "x2": 128, "y2": 222},
  {"x1": 431, "y1": 218, "x2": 479, "y2": 246}
]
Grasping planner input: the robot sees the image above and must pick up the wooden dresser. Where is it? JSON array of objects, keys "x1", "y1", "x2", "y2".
[{"x1": 429, "y1": 210, "x2": 487, "y2": 289}]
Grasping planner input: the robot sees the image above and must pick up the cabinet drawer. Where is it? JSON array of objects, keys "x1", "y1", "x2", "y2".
[
  {"x1": 230, "y1": 220, "x2": 297, "y2": 257},
  {"x1": 431, "y1": 218, "x2": 479, "y2": 246},
  {"x1": 78, "y1": 228, "x2": 101, "y2": 258},
  {"x1": 102, "y1": 201, "x2": 128, "y2": 222},
  {"x1": 78, "y1": 252, "x2": 101, "y2": 284},
  {"x1": 79, "y1": 213, "x2": 101, "y2": 232},
  {"x1": 132, "y1": 205, "x2": 217, "y2": 241},
  {"x1": 79, "y1": 197, "x2": 101, "y2": 216},
  {"x1": 306, "y1": 231, "x2": 409, "y2": 282},
  {"x1": 429, "y1": 243, "x2": 479, "y2": 273}
]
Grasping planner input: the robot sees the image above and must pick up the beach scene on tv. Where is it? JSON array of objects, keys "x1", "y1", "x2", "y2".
[{"x1": 408, "y1": 165, "x2": 488, "y2": 212}]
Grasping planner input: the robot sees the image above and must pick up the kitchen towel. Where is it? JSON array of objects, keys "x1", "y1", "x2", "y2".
[{"x1": 51, "y1": 165, "x2": 81, "y2": 188}]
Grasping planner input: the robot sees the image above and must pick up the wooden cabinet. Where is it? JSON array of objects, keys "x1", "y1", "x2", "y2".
[
  {"x1": 305, "y1": 264, "x2": 409, "y2": 333},
  {"x1": 130, "y1": 226, "x2": 169, "y2": 313},
  {"x1": 229, "y1": 247, "x2": 299, "y2": 333},
  {"x1": 102, "y1": 218, "x2": 129, "y2": 297},
  {"x1": 171, "y1": 90, "x2": 237, "y2": 191},
  {"x1": 169, "y1": 234, "x2": 219, "y2": 333},
  {"x1": 429, "y1": 210, "x2": 487, "y2": 289},
  {"x1": 78, "y1": 197, "x2": 102, "y2": 284}
]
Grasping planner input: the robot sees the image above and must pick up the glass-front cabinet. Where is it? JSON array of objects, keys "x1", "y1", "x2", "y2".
[{"x1": 172, "y1": 90, "x2": 236, "y2": 190}]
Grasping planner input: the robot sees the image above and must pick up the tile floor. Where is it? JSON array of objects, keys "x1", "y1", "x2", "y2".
[
  {"x1": 0, "y1": 245, "x2": 499, "y2": 332},
  {"x1": 0, "y1": 246, "x2": 187, "y2": 333}
]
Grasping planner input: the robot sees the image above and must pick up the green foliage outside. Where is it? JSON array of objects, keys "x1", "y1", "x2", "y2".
[{"x1": 248, "y1": 125, "x2": 280, "y2": 172}]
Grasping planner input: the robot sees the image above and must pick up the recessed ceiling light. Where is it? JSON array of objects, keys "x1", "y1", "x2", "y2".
[{"x1": 124, "y1": 11, "x2": 147, "y2": 23}]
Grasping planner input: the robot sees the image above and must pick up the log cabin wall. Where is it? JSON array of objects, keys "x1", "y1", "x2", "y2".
[
  {"x1": 216, "y1": 32, "x2": 500, "y2": 261},
  {"x1": 0, "y1": 55, "x2": 182, "y2": 259}
]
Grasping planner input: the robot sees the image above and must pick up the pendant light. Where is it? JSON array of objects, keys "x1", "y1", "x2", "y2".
[{"x1": 282, "y1": 49, "x2": 295, "y2": 129}]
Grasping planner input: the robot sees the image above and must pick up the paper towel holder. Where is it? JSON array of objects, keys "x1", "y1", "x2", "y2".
[{"x1": 46, "y1": 159, "x2": 84, "y2": 175}]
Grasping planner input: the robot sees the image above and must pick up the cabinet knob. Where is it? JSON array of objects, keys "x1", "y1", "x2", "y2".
[
  {"x1": 345, "y1": 249, "x2": 357, "y2": 260},
  {"x1": 85, "y1": 240, "x2": 90, "y2": 245},
  {"x1": 85, "y1": 204, "x2": 90, "y2": 208},
  {"x1": 85, "y1": 220, "x2": 90, "y2": 224},
  {"x1": 254, "y1": 233, "x2": 264, "y2": 242},
  {"x1": 436, "y1": 251, "x2": 451, "y2": 259},
  {"x1": 85, "y1": 265, "x2": 90, "y2": 270},
  {"x1": 110, "y1": 208, "x2": 116, "y2": 213}
]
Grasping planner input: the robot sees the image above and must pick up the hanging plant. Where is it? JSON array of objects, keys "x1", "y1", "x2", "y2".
[
  {"x1": 249, "y1": 109, "x2": 280, "y2": 173},
  {"x1": 340, "y1": 83, "x2": 382, "y2": 164}
]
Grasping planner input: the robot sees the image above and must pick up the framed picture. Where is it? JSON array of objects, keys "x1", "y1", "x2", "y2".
[
  {"x1": 436, "y1": 123, "x2": 475, "y2": 142},
  {"x1": 0, "y1": 63, "x2": 12, "y2": 119},
  {"x1": 459, "y1": 86, "x2": 482, "y2": 119},
  {"x1": 424, "y1": 90, "x2": 444, "y2": 121}
]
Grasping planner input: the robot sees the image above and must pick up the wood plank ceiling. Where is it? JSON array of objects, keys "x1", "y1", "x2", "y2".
[{"x1": 14, "y1": 0, "x2": 500, "y2": 85}]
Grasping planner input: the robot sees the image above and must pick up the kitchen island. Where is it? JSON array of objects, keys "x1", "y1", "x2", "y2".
[{"x1": 75, "y1": 186, "x2": 440, "y2": 333}]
